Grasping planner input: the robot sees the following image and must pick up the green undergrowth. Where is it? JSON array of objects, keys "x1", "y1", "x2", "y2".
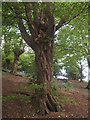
[
  {"x1": 19, "y1": 80, "x2": 60, "y2": 93},
  {"x1": 84, "y1": 89, "x2": 88, "y2": 92},
  {"x1": 2, "y1": 71, "x2": 6, "y2": 74},
  {"x1": 60, "y1": 82, "x2": 73, "y2": 91},
  {"x1": 2, "y1": 95, "x2": 30, "y2": 103},
  {"x1": 19, "y1": 83, "x2": 43, "y2": 92},
  {"x1": 51, "y1": 80, "x2": 63, "y2": 109},
  {"x1": 2, "y1": 68, "x2": 11, "y2": 73},
  {"x1": 51, "y1": 80, "x2": 60, "y2": 95},
  {"x1": 61, "y1": 95, "x2": 76, "y2": 105},
  {"x1": 51, "y1": 80, "x2": 75, "y2": 107}
]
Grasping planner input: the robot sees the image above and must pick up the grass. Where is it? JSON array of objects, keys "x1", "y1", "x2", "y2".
[
  {"x1": 2, "y1": 95, "x2": 17, "y2": 102},
  {"x1": 60, "y1": 82, "x2": 73, "y2": 91},
  {"x1": 61, "y1": 95, "x2": 76, "y2": 105},
  {"x1": 84, "y1": 89, "x2": 88, "y2": 92},
  {"x1": 2, "y1": 68, "x2": 11, "y2": 73},
  {"x1": 2, "y1": 71, "x2": 6, "y2": 74},
  {"x1": 2, "y1": 95, "x2": 30, "y2": 103},
  {"x1": 18, "y1": 83, "x2": 43, "y2": 93}
]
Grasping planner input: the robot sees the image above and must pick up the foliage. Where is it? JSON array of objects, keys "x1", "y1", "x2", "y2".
[
  {"x1": 2, "y1": 3, "x2": 89, "y2": 114},
  {"x1": 2, "y1": 68, "x2": 11, "y2": 73},
  {"x1": 2, "y1": 26, "x2": 25, "y2": 70},
  {"x1": 2, "y1": 2, "x2": 88, "y2": 85},
  {"x1": 2, "y1": 95, "x2": 17, "y2": 102},
  {"x1": 53, "y1": 60, "x2": 61, "y2": 76},
  {"x1": 61, "y1": 95, "x2": 76, "y2": 105},
  {"x1": 65, "y1": 64, "x2": 80, "y2": 80},
  {"x1": 51, "y1": 80, "x2": 60, "y2": 94},
  {"x1": 60, "y1": 82, "x2": 73, "y2": 91},
  {"x1": 2, "y1": 50, "x2": 14, "y2": 70},
  {"x1": 18, "y1": 52, "x2": 36, "y2": 79},
  {"x1": 19, "y1": 83, "x2": 43, "y2": 92},
  {"x1": 53, "y1": 5, "x2": 88, "y2": 79}
]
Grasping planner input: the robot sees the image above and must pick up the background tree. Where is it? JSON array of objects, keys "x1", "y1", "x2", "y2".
[
  {"x1": 2, "y1": 26, "x2": 25, "y2": 74},
  {"x1": 54, "y1": 8, "x2": 88, "y2": 81},
  {"x1": 2, "y1": 26, "x2": 12, "y2": 69}
]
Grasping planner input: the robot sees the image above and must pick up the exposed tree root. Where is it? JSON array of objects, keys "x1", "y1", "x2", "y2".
[{"x1": 31, "y1": 93, "x2": 59, "y2": 116}]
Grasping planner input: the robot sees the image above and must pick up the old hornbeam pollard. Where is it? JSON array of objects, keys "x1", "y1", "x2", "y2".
[{"x1": 2, "y1": 2, "x2": 88, "y2": 115}]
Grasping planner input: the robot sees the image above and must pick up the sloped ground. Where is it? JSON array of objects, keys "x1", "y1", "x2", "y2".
[{"x1": 2, "y1": 72, "x2": 89, "y2": 119}]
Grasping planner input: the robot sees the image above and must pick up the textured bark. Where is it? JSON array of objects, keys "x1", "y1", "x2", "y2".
[
  {"x1": 35, "y1": 44, "x2": 53, "y2": 85},
  {"x1": 31, "y1": 92, "x2": 59, "y2": 115},
  {"x1": 30, "y1": 40, "x2": 59, "y2": 115},
  {"x1": 6, "y1": 3, "x2": 88, "y2": 116}
]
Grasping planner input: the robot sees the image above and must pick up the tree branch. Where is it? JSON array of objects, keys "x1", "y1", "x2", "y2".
[
  {"x1": 56, "y1": 5, "x2": 87, "y2": 32},
  {"x1": 11, "y1": 5, "x2": 33, "y2": 48},
  {"x1": 18, "y1": 20, "x2": 32, "y2": 47},
  {"x1": 24, "y1": 3, "x2": 38, "y2": 38},
  {"x1": 18, "y1": 20, "x2": 37, "y2": 51},
  {"x1": 32, "y1": 3, "x2": 39, "y2": 24}
]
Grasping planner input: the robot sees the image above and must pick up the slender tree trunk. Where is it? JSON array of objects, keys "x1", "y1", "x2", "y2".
[
  {"x1": 87, "y1": 81, "x2": 90, "y2": 90},
  {"x1": 31, "y1": 42, "x2": 59, "y2": 115},
  {"x1": 80, "y1": 64, "x2": 83, "y2": 82},
  {"x1": 12, "y1": 56, "x2": 18, "y2": 75},
  {"x1": 86, "y1": 60, "x2": 90, "y2": 90},
  {"x1": 12, "y1": 49, "x2": 24, "y2": 75},
  {"x1": 6, "y1": 58, "x2": 10, "y2": 69}
]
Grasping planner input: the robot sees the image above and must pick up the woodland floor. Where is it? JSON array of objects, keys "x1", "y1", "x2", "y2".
[{"x1": 2, "y1": 72, "x2": 89, "y2": 119}]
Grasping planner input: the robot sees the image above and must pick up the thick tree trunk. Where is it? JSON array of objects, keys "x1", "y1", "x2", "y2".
[
  {"x1": 16, "y1": 3, "x2": 59, "y2": 115},
  {"x1": 31, "y1": 42, "x2": 59, "y2": 115}
]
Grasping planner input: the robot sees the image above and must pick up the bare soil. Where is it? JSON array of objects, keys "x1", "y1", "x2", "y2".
[{"x1": 2, "y1": 72, "x2": 89, "y2": 119}]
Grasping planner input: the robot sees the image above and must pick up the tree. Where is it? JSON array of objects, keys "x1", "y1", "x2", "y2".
[
  {"x1": 12, "y1": 42, "x2": 24, "y2": 74},
  {"x1": 2, "y1": 2, "x2": 88, "y2": 115},
  {"x1": 2, "y1": 26, "x2": 12, "y2": 69},
  {"x1": 2, "y1": 26, "x2": 25, "y2": 74},
  {"x1": 65, "y1": 64, "x2": 79, "y2": 80},
  {"x1": 54, "y1": 8, "x2": 88, "y2": 81}
]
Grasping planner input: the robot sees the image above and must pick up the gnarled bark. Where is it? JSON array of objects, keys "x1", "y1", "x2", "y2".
[
  {"x1": 30, "y1": 42, "x2": 59, "y2": 115},
  {"x1": 14, "y1": 3, "x2": 59, "y2": 115},
  {"x1": 31, "y1": 92, "x2": 59, "y2": 115}
]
